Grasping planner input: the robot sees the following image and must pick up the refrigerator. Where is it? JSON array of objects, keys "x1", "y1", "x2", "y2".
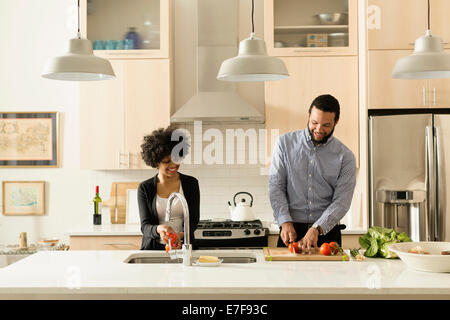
[{"x1": 369, "y1": 109, "x2": 450, "y2": 242}]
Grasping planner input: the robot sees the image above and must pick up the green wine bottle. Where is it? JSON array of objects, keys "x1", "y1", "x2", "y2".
[{"x1": 93, "y1": 185, "x2": 102, "y2": 225}]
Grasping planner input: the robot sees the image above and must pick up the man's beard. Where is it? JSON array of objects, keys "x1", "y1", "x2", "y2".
[{"x1": 308, "y1": 125, "x2": 335, "y2": 145}]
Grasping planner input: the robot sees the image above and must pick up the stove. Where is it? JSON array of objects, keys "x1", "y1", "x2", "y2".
[{"x1": 194, "y1": 219, "x2": 269, "y2": 249}]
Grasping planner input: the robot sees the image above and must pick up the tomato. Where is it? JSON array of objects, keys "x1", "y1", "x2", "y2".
[
  {"x1": 320, "y1": 243, "x2": 331, "y2": 256},
  {"x1": 329, "y1": 241, "x2": 341, "y2": 255},
  {"x1": 288, "y1": 241, "x2": 300, "y2": 253}
]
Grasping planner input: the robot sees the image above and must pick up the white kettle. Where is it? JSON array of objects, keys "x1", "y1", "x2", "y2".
[{"x1": 228, "y1": 192, "x2": 255, "y2": 221}]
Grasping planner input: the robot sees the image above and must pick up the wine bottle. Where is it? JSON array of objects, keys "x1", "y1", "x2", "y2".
[{"x1": 93, "y1": 185, "x2": 102, "y2": 225}]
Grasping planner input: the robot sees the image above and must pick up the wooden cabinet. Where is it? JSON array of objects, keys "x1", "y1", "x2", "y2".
[
  {"x1": 265, "y1": 56, "x2": 359, "y2": 167},
  {"x1": 70, "y1": 235, "x2": 142, "y2": 250},
  {"x1": 264, "y1": 0, "x2": 358, "y2": 56},
  {"x1": 368, "y1": 50, "x2": 450, "y2": 109},
  {"x1": 80, "y1": 0, "x2": 172, "y2": 59},
  {"x1": 368, "y1": 0, "x2": 450, "y2": 50},
  {"x1": 80, "y1": 59, "x2": 171, "y2": 169}
]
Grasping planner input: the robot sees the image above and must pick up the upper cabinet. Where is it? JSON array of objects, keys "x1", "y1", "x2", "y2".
[
  {"x1": 80, "y1": 0, "x2": 172, "y2": 58},
  {"x1": 368, "y1": 0, "x2": 450, "y2": 50},
  {"x1": 264, "y1": 0, "x2": 358, "y2": 56}
]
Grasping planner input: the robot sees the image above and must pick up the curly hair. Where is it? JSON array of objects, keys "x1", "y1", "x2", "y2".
[{"x1": 141, "y1": 126, "x2": 190, "y2": 168}]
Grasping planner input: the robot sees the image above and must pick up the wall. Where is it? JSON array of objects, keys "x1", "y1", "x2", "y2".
[{"x1": 0, "y1": 0, "x2": 365, "y2": 247}]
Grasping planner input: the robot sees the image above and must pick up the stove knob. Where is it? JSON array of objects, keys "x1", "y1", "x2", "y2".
[
  {"x1": 244, "y1": 229, "x2": 251, "y2": 235},
  {"x1": 254, "y1": 229, "x2": 261, "y2": 235}
]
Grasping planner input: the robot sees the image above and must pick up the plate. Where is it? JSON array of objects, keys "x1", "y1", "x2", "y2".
[
  {"x1": 388, "y1": 242, "x2": 450, "y2": 273},
  {"x1": 193, "y1": 258, "x2": 223, "y2": 267}
]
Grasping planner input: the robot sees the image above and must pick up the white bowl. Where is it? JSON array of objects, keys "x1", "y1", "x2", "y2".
[{"x1": 388, "y1": 242, "x2": 450, "y2": 273}]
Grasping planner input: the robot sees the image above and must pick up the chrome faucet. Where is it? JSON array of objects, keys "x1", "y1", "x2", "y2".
[{"x1": 165, "y1": 192, "x2": 192, "y2": 266}]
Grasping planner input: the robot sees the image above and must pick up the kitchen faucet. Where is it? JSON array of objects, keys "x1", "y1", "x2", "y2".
[{"x1": 165, "y1": 192, "x2": 192, "y2": 266}]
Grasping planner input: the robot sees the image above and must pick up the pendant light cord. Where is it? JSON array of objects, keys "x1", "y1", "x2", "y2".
[
  {"x1": 77, "y1": 0, "x2": 81, "y2": 38},
  {"x1": 251, "y1": 0, "x2": 255, "y2": 33},
  {"x1": 427, "y1": 0, "x2": 430, "y2": 30}
]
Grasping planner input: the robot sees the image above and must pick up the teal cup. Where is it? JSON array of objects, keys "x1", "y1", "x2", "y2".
[
  {"x1": 105, "y1": 40, "x2": 115, "y2": 50},
  {"x1": 93, "y1": 40, "x2": 105, "y2": 50},
  {"x1": 124, "y1": 38, "x2": 134, "y2": 49},
  {"x1": 115, "y1": 40, "x2": 125, "y2": 50}
]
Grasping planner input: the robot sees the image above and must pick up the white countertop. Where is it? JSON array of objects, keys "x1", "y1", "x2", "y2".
[
  {"x1": 0, "y1": 249, "x2": 448, "y2": 299},
  {"x1": 66, "y1": 222, "x2": 366, "y2": 236}
]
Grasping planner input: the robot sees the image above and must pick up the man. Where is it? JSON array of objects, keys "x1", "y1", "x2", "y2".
[{"x1": 269, "y1": 94, "x2": 356, "y2": 254}]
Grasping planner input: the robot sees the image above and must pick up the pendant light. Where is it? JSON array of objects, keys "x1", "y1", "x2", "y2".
[
  {"x1": 217, "y1": 0, "x2": 289, "y2": 82},
  {"x1": 392, "y1": 0, "x2": 450, "y2": 79},
  {"x1": 42, "y1": 0, "x2": 115, "y2": 81}
]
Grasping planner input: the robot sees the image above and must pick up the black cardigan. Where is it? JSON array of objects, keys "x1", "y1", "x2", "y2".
[{"x1": 137, "y1": 172, "x2": 200, "y2": 250}]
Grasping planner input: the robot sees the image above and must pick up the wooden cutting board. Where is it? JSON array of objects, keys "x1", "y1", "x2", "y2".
[
  {"x1": 263, "y1": 247, "x2": 349, "y2": 261},
  {"x1": 102, "y1": 182, "x2": 140, "y2": 224}
]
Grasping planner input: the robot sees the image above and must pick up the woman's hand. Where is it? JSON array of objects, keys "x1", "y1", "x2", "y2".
[{"x1": 157, "y1": 224, "x2": 175, "y2": 244}]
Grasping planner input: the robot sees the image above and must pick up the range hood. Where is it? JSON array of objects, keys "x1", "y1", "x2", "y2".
[{"x1": 171, "y1": 0, "x2": 264, "y2": 124}]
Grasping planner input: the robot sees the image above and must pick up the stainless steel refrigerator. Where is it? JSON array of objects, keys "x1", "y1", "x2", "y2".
[{"x1": 369, "y1": 109, "x2": 450, "y2": 242}]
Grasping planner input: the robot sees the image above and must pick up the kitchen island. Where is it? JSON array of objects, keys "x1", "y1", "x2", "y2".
[{"x1": 0, "y1": 249, "x2": 448, "y2": 300}]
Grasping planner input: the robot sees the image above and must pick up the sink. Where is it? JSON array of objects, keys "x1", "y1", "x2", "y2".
[
  {"x1": 127, "y1": 256, "x2": 257, "y2": 264},
  {"x1": 124, "y1": 250, "x2": 259, "y2": 264}
]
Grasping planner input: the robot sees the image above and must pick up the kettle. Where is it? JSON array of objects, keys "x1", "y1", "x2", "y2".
[{"x1": 228, "y1": 191, "x2": 255, "y2": 221}]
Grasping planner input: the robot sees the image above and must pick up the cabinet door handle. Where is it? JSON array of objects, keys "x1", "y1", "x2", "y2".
[
  {"x1": 128, "y1": 152, "x2": 130, "y2": 168},
  {"x1": 423, "y1": 87, "x2": 427, "y2": 106},
  {"x1": 118, "y1": 151, "x2": 121, "y2": 168},
  {"x1": 433, "y1": 87, "x2": 437, "y2": 105},
  {"x1": 103, "y1": 242, "x2": 134, "y2": 246}
]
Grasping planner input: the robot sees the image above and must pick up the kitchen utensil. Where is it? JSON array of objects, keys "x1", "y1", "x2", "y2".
[
  {"x1": 103, "y1": 182, "x2": 140, "y2": 224},
  {"x1": 228, "y1": 192, "x2": 256, "y2": 221},
  {"x1": 263, "y1": 247, "x2": 349, "y2": 261},
  {"x1": 315, "y1": 13, "x2": 348, "y2": 25},
  {"x1": 388, "y1": 242, "x2": 450, "y2": 272}
]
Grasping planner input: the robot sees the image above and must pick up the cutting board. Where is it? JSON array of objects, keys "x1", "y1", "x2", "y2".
[
  {"x1": 102, "y1": 182, "x2": 140, "y2": 224},
  {"x1": 263, "y1": 247, "x2": 349, "y2": 261}
]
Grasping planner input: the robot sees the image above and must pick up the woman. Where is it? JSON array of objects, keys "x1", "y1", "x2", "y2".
[{"x1": 138, "y1": 126, "x2": 200, "y2": 250}]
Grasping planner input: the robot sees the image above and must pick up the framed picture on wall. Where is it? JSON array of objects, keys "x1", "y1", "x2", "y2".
[
  {"x1": 2, "y1": 181, "x2": 46, "y2": 216},
  {"x1": 0, "y1": 112, "x2": 59, "y2": 167}
]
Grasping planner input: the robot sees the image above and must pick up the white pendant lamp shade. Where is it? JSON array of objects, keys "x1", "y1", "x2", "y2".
[
  {"x1": 42, "y1": 36, "x2": 115, "y2": 81},
  {"x1": 392, "y1": 30, "x2": 450, "y2": 79},
  {"x1": 217, "y1": 33, "x2": 289, "y2": 82}
]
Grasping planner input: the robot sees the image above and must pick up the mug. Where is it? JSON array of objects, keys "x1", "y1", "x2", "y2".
[
  {"x1": 93, "y1": 40, "x2": 104, "y2": 50},
  {"x1": 115, "y1": 40, "x2": 125, "y2": 50},
  {"x1": 105, "y1": 40, "x2": 115, "y2": 50},
  {"x1": 124, "y1": 38, "x2": 134, "y2": 50}
]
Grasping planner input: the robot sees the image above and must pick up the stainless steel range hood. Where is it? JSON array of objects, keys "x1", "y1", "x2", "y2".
[{"x1": 170, "y1": 0, "x2": 264, "y2": 124}]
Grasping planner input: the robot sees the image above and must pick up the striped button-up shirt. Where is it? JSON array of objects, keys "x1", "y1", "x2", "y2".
[{"x1": 269, "y1": 128, "x2": 356, "y2": 235}]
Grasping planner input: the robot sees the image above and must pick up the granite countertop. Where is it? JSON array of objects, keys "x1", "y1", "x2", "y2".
[{"x1": 0, "y1": 249, "x2": 448, "y2": 299}]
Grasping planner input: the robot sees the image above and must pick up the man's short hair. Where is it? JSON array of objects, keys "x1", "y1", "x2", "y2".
[{"x1": 308, "y1": 94, "x2": 340, "y2": 122}]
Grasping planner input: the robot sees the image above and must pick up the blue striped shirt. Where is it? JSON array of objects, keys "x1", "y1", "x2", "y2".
[{"x1": 269, "y1": 128, "x2": 356, "y2": 235}]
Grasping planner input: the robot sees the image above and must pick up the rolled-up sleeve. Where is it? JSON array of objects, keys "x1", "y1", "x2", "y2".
[
  {"x1": 269, "y1": 136, "x2": 292, "y2": 226},
  {"x1": 314, "y1": 150, "x2": 356, "y2": 234}
]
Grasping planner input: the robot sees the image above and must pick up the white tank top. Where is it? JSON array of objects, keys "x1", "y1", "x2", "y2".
[{"x1": 156, "y1": 184, "x2": 184, "y2": 244}]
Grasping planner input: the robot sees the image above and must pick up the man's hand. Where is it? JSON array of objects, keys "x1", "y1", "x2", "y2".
[
  {"x1": 280, "y1": 222, "x2": 297, "y2": 246},
  {"x1": 299, "y1": 227, "x2": 319, "y2": 254}
]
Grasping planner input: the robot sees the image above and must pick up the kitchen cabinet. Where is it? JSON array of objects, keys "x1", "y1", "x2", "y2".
[
  {"x1": 265, "y1": 56, "x2": 359, "y2": 167},
  {"x1": 368, "y1": 50, "x2": 450, "y2": 109},
  {"x1": 70, "y1": 235, "x2": 142, "y2": 250},
  {"x1": 264, "y1": 0, "x2": 358, "y2": 56},
  {"x1": 80, "y1": 59, "x2": 171, "y2": 169},
  {"x1": 367, "y1": 0, "x2": 450, "y2": 50},
  {"x1": 80, "y1": 0, "x2": 172, "y2": 59}
]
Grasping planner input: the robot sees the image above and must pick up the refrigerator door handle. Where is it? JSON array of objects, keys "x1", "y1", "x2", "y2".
[
  {"x1": 435, "y1": 127, "x2": 441, "y2": 241},
  {"x1": 425, "y1": 126, "x2": 434, "y2": 241}
]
